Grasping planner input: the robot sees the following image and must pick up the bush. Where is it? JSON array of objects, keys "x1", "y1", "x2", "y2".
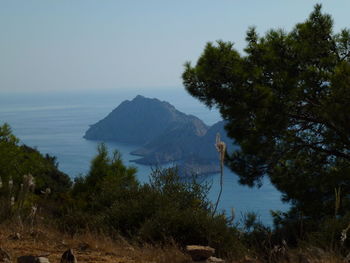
[
  {"x1": 0, "y1": 124, "x2": 72, "y2": 224},
  {"x1": 61, "y1": 145, "x2": 246, "y2": 257}
]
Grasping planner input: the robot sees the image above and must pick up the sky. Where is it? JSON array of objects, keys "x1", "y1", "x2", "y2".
[{"x1": 0, "y1": 0, "x2": 349, "y2": 92}]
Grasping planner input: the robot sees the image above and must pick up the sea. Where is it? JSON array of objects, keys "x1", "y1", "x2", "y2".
[{"x1": 0, "y1": 88, "x2": 287, "y2": 226}]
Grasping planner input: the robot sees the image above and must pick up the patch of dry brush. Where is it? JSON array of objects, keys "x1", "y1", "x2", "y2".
[{"x1": 0, "y1": 224, "x2": 191, "y2": 263}]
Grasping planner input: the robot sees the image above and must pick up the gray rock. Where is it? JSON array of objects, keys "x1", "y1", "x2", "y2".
[
  {"x1": 186, "y1": 245, "x2": 215, "y2": 261},
  {"x1": 37, "y1": 258, "x2": 50, "y2": 263},
  {"x1": 207, "y1": 256, "x2": 225, "y2": 263},
  {"x1": 0, "y1": 247, "x2": 11, "y2": 263},
  {"x1": 60, "y1": 249, "x2": 77, "y2": 263}
]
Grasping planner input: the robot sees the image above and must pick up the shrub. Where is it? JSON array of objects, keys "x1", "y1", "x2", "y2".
[
  {"x1": 0, "y1": 124, "x2": 72, "y2": 224},
  {"x1": 61, "y1": 145, "x2": 246, "y2": 257}
]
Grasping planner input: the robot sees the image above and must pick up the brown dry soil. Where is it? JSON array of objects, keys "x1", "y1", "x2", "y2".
[
  {"x1": 0, "y1": 225, "x2": 191, "y2": 263},
  {"x1": 0, "y1": 224, "x2": 346, "y2": 263}
]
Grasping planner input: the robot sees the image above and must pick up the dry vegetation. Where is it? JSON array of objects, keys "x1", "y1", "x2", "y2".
[
  {"x1": 0, "y1": 223, "x2": 191, "y2": 263},
  {"x1": 0, "y1": 222, "x2": 347, "y2": 263}
]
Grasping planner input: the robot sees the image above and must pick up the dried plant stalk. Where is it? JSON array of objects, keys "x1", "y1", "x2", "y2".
[{"x1": 213, "y1": 133, "x2": 226, "y2": 216}]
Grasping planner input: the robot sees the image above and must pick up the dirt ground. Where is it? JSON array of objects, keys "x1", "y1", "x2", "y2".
[{"x1": 0, "y1": 224, "x2": 191, "y2": 263}]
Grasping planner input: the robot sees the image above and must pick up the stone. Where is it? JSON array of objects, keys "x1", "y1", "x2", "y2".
[
  {"x1": 196, "y1": 257, "x2": 225, "y2": 263},
  {"x1": 186, "y1": 245, "x2": 215, "y2": 261},
  {"x1": 17, "y1": 256, "x2": 50, "y2": 263},
  {"x1": 60, "y1": 249, "x2": 77, "y2": 263},
  {"x1": 0, "y1": 247, "x2": 11, "y2": 263},
  {"x1": 37, "y1": 258, "x2": 50, "y2": 263},
  {"x1": 207, "y1": 256, "x2": 225, "y2": 263}
]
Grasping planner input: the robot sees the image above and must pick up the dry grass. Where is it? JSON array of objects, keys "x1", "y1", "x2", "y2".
[
  {"x1": 0, "y1": 223, "x2": 191, "y2": 263},
  {"x1": 0, "y1": 223, "x2": 347, "y2": 263}
]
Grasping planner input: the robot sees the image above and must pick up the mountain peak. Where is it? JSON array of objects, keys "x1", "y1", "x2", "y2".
[
  {"x1": 133, "y1": 95, "x2": 145, "y2": 100},
  {"x1": 84, "y1": 96, "x2": 207, "y2": 145}
]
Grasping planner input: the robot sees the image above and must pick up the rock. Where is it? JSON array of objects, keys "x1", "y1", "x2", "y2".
[
  {"x1": 207, "y1": 256, "x2": 225, "y2": 263},
  {"x1": 186, "y1": 245, "x2": 215, "y2": 261},
  {"x1": 196, "y1": 256, "x2": 225, "y2": 263},
  {"x1": 61, "y1": 249, "x2": 77, "y2": 263},
  {"x1": 17, "y1": 256, "x2": 50, "y2": 263},
  {"x1": 0, "y1": 247, "x2": 11, "y2": 262},
  {"x1": 37, "y1": 258, "x2": 50, "y2": 263}
]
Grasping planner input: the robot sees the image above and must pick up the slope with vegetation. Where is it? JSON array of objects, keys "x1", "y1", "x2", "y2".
[
  {"x1": 0, "y1": 122, "x2": 348, "y2": 261},
  {"x1": 0, "y1": 123, "x2": 71, "y2": 223},
  {"x1": 0, "y1": 123, "x2": 245, "y2": 261}
]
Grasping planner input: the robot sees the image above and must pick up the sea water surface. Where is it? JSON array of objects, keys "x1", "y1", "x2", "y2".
[{"x1": 0, "y1": 88, "x2": 287, "y2": 225}]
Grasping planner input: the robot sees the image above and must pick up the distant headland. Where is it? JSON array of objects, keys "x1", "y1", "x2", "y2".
[{"x1": 84, "y1": 95, "x2": 232, "y2": 175}]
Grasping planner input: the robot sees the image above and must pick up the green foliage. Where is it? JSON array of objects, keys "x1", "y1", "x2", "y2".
[
  {"x1": 62, "y1": 145, "x2": 245, "y2": 257},
  {"x1": 63, "y1": 143, "x2": 140, "y2": 233},
  {"x1": 0, "y1": 123, "x2": 72, "y2": 223},
  {"x1": 182, "y1": 4, "x2": 350, "y2": 238},
  {"x1": 0, "y1": 125, "x2": 244, "y2": 256},
  {"x1": 240, "y1": 212, "x2": 276, "y2": 260}
]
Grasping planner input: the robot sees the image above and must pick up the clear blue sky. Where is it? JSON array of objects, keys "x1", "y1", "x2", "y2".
[{"x1": 0, "y1": 0, "x2": 349, "y2": 92}]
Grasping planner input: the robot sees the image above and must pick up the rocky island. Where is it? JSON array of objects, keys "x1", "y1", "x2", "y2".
[{"x1": 84, "y1": 95, "x2": 232, "y2": 175}]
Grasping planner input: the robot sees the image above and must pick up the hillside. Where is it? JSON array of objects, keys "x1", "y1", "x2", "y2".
[
  {"x1": 1, "y1": 123, "x2": 349, "y2": 263},
  {"x1": 84, "y1": 95, "x2": 233, "y2": 175},
  {"x1": 131, "y1": 119, "x2": 232, "y2": 175}
]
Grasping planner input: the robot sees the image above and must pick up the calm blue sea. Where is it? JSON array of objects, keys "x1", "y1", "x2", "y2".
[{"x1": 0, "y1": 88, "x2": 287, "y2": 225}]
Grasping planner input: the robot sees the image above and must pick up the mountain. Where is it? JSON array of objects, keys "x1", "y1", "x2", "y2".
[
  {"x1": 130, "y1": 119, "x2": 206, "y2": 163},
  {"x1": 84, "y1": 95, "x2": 233, "y2": 175},
  {"x1": 84, "y1": 95, "x2": 207, "y2": 144},
  {"x1": 172, "y1": 120, "x2": 232, "y2": 175},
  {"x1": 130, "y1": 120, "x2": 231, "y2": 174}
]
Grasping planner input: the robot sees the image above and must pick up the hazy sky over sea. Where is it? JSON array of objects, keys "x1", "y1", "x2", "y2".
[{"x1": 0, "y1": 1, "x2": 349, "y2": 92}]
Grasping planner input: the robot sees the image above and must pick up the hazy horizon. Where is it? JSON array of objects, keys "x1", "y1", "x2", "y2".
[{"x1": 1, "y1": 0, "x2": 349, "y2": 92}]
